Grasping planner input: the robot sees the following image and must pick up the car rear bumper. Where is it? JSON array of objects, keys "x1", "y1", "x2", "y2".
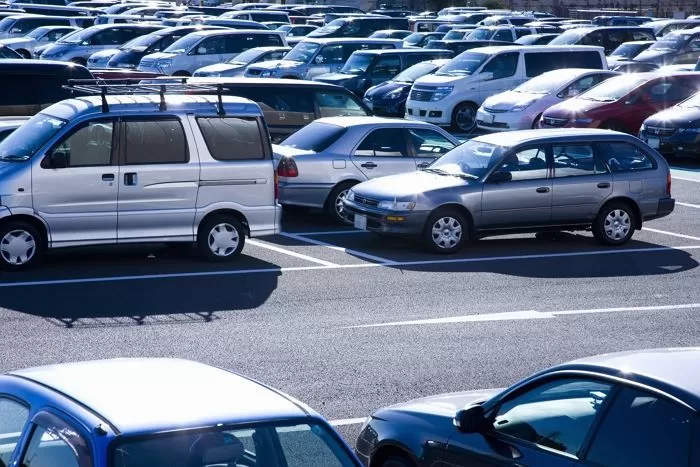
[
  {"x1": 344, "y1": 201, "x2": 428, "y2": 235},
  {"x1": 644, "y1": 197, "x2": 675, "y2": 221}
]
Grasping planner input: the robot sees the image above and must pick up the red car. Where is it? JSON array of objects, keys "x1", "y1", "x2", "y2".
[{"x1": 540, "y1": 72, "x2": 700, "y2": 134}]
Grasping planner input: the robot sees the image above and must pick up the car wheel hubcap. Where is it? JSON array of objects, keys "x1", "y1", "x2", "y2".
[
  {"x1": 335, "y1": 189, "x2": 350, "y2": 218},
  {"x1": 0, "y1": 229, "x2": 36, "y2": 265},
  {"x1": 431, "y1": 217, "x2": 462, "y2": 249},
  {"x1": 603, "y1": 210, "x2": 631, "y2": 240},
  {"x1": 456, "y1": 106, "x2": 476, "y2": 131},
  {"x1": 208, "y1": 223, "x2": 239, "y2": 257}
]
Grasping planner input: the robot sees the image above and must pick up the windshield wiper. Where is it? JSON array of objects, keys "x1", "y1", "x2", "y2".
[{"x1": 423, "y1": 167, "x2": 478, "y2": 179}]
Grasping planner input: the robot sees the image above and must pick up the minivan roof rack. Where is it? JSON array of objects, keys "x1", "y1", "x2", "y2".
[{"x1": 63, "y1": 78, "x2": 227, "y2": 115}]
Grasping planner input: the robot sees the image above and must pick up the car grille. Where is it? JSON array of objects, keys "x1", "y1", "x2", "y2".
[
  {"x1": 482, "y1": 107, "x2": 509, "y2": 113},
  {"x1": 354, "y1": 194, "x2": 379, "y2": 207},
  {"x1": 542, "y1": 116, "x2": 569, "y2": 127},
  {"x1": 409, "y1": 88, "x2": 434, "y2": 102},
  {"x1": 645, "y1": 126, "x2": 675, "y2": 137},
  {"x1": 247, "y1": 68, "x2": 262, "y2": 76},
  {"x1": 139, "y1": 58, "x2": 155, "y2": 68}
]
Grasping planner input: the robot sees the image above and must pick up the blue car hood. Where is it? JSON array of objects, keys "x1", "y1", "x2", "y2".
[
  {"x1": 645, "y1": 105, "x2": 700, "y2": 126},
  {"x1": 364, "y1": 81, "x2": 409, "y2": 99}
]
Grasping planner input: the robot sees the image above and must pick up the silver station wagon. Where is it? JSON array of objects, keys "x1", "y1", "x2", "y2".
[{"x1": 344, "y1": 129, "x2": 675, "y2": 252}]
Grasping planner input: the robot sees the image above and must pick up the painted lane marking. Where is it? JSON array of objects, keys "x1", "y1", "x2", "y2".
[
  {"x1": 643, "y1": 227, "x2": 700, "y2": 242},
  {"x1": 247, "y1": 239, "x2": 338, "y2": 267},
  {"x1": 328, "y1": 417, "x2": 367, "y2": 427},
  {"x1": 677, "y1": 202, "x2": 700, "y2": 209},
  {"x1": 0, "y1": 244, "x2": 697, "y2": 288},
  {"x1": 672, "y1": 175, "x2": 700, "y2": 183},
  {"x1": 346, "y1": 303, "x2": 700, "y2": 329},
  {"x1": 280, "y1": 232, "x2": 396, "y2": 265},
  {"x1": 285, "y1": 230, "x2": 366, "y2": 236}
]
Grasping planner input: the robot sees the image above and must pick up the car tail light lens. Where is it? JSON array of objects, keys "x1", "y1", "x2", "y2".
[
  {"x1": 277, "y1": 157, "x2": 299, "y2": 178},
  {"x1": 274, "y1": 171, "x2": 279, "y2": 201},
  {"x1": 667, "y1": 172, "x2": 672, "y2": 195}
]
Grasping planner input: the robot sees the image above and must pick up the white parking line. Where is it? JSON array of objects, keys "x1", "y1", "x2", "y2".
[
  {"x1": 673, "y1": 175, "x2": 700, "y2": 183},
  {"x1": 346, "y1": 303, "x2": 700, "y2": 328},
  {"x1": 677, "y1": 202, "x2": 700, "y2": 209},
  {"x1": 287, "y1": 230, "x2": 365, "y2": 236},
  {"x1": 643, "y1": 227, "x2": 700, "y2": 242},
  {"x1": 280, "y1": 232, "x2": 396, "y2": 265},
  {"x1": 0, "y1": 245, "x2": 697, "y2": 288},
  {"x1": 328, "y1": 417, "x2": 367, "y2": 427},
  {"x1": 247, "y1": 239, "x2": 338, "y2": 267}
]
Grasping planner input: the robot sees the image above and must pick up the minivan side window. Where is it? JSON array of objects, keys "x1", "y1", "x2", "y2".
[
  {"x1": 0, "y1": 398, "x2": 29, "y2": 466},
  {"x1": 196, "y1": 36, "x2": 225, "y2": 55},
  {"x1": 492, "y1": 29, "x2": 512, "y2": 41},
  {"x1": 596, "y1": 143, "x2": 655, "y2": 172},
  {"x1": 318, "y1": 44, "x2": 343, "y2": 63},
  {"x1": 524, "y1": 51, "x2": 603, "y2": 78},
  {"x1": 585, "y1": 387, "x2": 692, "y2": 467},
  {"x1": 197, "y1": 117, "x2": 265, "y2": 161},
  {"x1": 482, "y1": 52, "x2": 518, "y2": 80},
  {"x1": 123, "y1": 118, "x2": 187, "y2": 165},
  {"x1": 372, "y1": 56, "x2": 401, "y2": 78},
  {"x1": 46, "y1": 120, "x2": 114, "y2": 168}
]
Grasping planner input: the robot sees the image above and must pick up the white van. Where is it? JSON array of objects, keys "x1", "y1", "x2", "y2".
[{"x1": 405, "y1": 45, "x2": 607, "y2": 131}]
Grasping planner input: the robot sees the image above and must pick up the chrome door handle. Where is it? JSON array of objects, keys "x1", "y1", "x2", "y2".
[
  {"x1": 361, "y1": 162, "x2": 377, "y2": 169},
  {"x1": 536, "y1": 187, "x2": 550, "y2": 193},
  {"x1": 101, "y1": 173, "x2": 115, "y2": 181}
]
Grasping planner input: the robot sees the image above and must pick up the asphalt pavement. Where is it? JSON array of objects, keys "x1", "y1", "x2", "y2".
[{"x1": 0, "y1": 164, "x2": 698, "y2": 447}]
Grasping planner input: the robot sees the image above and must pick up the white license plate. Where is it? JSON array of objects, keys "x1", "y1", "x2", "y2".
[
  {"x1": 354, "y1": 214, "x2": 367, "y2": 230},
  {"x1": 647, "y1": 138, "x2": 660, "y2": 149}
]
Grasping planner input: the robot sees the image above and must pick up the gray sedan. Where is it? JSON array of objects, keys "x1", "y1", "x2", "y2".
[
  {"x1": 344, "y1": 129, "x2": 675, "y2": 252},
  {"x1": 274, "y1": 116, "x2": 460, "y2": 223}
]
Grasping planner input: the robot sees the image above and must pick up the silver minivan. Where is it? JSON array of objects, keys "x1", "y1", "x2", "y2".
[
  {"x1": 344, "y1": 129, "x2": 675, "y2": 252},
  {"x1": 0, "y1": 89, "x2": 279, "y2": 270},
  {"x1": 244, "y1": 38, "x2": 403, "y2": 80}
]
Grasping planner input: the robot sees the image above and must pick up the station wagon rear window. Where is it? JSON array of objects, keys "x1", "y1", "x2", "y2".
[{"x1": 197, "y1": 117, "x2": 265, "y2": 161}]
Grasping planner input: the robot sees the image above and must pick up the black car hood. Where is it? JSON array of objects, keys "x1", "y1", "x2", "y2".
[
  {"x1": 634, "y1": 48, "x2": 674, "y2": 63},
  {"x1": 374, "y1": 388, "x2": 502, "y2": 422},
  {"x1": 645, "y1": 105, "x2": 700, "y2": 127},
  {"x1": 108, "y1": 50, "x2": 146, "y2": 67},
  {"x1": 364, "y1": 81, "x2": 410, "y2": 100}
]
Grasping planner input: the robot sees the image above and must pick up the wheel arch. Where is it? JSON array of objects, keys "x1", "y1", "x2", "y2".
[
  {"x1": 370, "y1": 443, "x2": 419, "y2": 467},
  {"x1": 197, "y1": 209, "x2": 250, "y2": 237},
  {"x1": 599, "y1": 196, "x2": 642, "y2": 229},
  {"x1": 324, "y1": 179, "x2": 361, "y2": 206},
  {"x1": 16, "y1": 49, "x2": 31, "y2": 59}
]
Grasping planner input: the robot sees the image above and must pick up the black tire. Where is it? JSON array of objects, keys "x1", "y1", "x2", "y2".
[
  {"x1": 0, "y1": 221, "x2": 44, "y2": 271},
  {"x1": 601, "y1": 120, "x2": 627, "y2": 133},
  {"x1": 324, "y1": 181, "x2": 357, "y2": 224},
  {"x1": 423, "y1": 208, "x2": 468, "y2": 254},
  {"x1": 592, "y1": 202, "x2": 637, "y2": 246},
  {"x1": 379, "y1": 454, "x2": 415, "y2": 467},
  {"x1": 197, "y1": 215, "x2": 245, "y2": 262},
  {"x1": 451, "y1": 102, "x2": 478, "y2": 133}
]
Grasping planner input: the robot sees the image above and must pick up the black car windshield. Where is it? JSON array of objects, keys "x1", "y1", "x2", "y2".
[
  {"x1": 429, "y1": 140, "x2": 502, "y2": 179},
  {"x1": 164, "y1": 34, "x2": 201, "y2": 53},
  {"x1": 0, "y1": 114, "x2": 66, "y2": 162},
  {"x1": 111, "y1": 421, "x2": 357, "y2": 467},
  {"x1": 121, "y1": 32, "x2": 159, "y2": 50},
  {"x1": 578, "y1": 74, "x2": 648, "y2": 102},
  {"x1": 650, "y1": 32, "x2": 689, "y2": 50},
  {"x1": 403, "y1": 32, "x2": 425, "y2": 45},
  {"x1": 435, "y1": 51, "x2": 487, "y2": 76},
  {"x1": 340, "y1": 53, "x2": 373, "y2": 74},
  {"x1": 307, "y1": 19, "x2": 344, "y2": 37},
  {"x1": 548, "y1": 28, "x2": 587, "y2": 45},
  {"x1": 392, "y1": 61, "x2": 439, "y2": 82},
  {"x1": 466, "y1": 28, "x2": 494, "y2": 40},
  {"x1": 57, "y1": 27, "x2": 95, "y2": 44},
  {"x1": 282, "y1": 122, "x2": 346, "y2": 152},
  {"x1": 285, "y1": 41, "x2": 319, "y2": 62}
]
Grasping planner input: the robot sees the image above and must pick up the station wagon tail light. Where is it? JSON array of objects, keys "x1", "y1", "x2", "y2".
[
  {"x1": 667, "y1": 172, "x2": 672, "y2": 195},
  {"x1": 277, "y1": 157, "x2": 299, "y2": 177}
]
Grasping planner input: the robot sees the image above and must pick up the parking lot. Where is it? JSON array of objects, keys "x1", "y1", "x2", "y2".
[{"x1": 0, "y1": 159, "x2": 698, "y2": 444}]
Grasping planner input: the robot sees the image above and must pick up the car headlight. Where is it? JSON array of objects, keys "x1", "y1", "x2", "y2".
[
  {"x1": 573, "y1": 118, "x2": 593, "y2": 125},
  {"x1": 430, "y1": 85, "x2": 453, "y2": 102},
  {"x1": 345, "y1": 190, "x2": 354, "y2": 202},
  {"x1": 385, "y1": 89, "x2": 404, "y2": 100},
  {"x1": 378, "y1": 200, "x2": 415, "y2": 211},
  {"x1": 156, "y1": 59, "x2": 172, "y2": 68},
  {"x1": 512, "y1": 99, "x2": 536, "y2": 111},
  {"x1": 261, "y1": 70, "x2": 273, "y2": 77}
]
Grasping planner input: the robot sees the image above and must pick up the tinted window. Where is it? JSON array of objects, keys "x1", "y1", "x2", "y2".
[
  {"x1": 371, "y1": 56, "x2": 401, "y2": 78},
  {"x1": 0, "y1": 68, "x2": 91, "y2": 106},
  {"x1": 482, "y1": 52, "x2": 518, "y2": 79},
  {"x1": 316, "y1": 91, "x2": 368, "y2": 118},
  {"x1": 318, "y1": 44, "x2": 344, "y2": 63},
  {"x1": 48, "y1": 120, "x2": 114, "y2": 167},
  {"x1": 632, "y1": 30, "x2": 655, "y2": 41},
  {"x1": 553, "y1": 144, "x2": 607, "y2": 177},
  {"x1": 586, "y1": 387, "x2": 692, "y2": 467},
  {"x1": 500, "y1": 146, "x2": 550, "y2": 181},
  {"x1": 494, "y1": 378, "x2": 613, "y2": 455},
  {"x1": 355, "y1": 128, "x2": 407, "y2": 157},
  {"x1": 524, "y1": 51, "x2": 603, "y2": 77},
  {"x1": 197, "y1": 117, "x2": 264, "y2": 161},
  {"x1": 0, "y1": 398, "x2": 29, "y2": 467},
  {"x1": 197, "y1": 36, "x2": 225, "y2": 54},
  {"x1": 492, "y1": 29, "x2": 512, "y2": 41},
  {"x1": 596, "y1": 142, "x2": 655, "y2": 172},
  {"x1": 514, "y1": 28, "x2": 531, "y2": 38},
  {"x1": 225, "y1": 34, "x2": 283, "y2": 53},
  {"x1": 282, "y1": 122, "x2": 346, "y2": 152},
  {"x1": 241, "y1": 88, "x2": 314, "y2": 114},
  {"x1": 124, "y1": 119, "x2": 187, "y2": 165},
  {"x1": 408, "y1": 128, "x2": 455, "y2": 157}
]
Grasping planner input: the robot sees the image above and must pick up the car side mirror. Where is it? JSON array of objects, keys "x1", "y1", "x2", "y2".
[
  {"x1": 488, "y1": 170, "x2": 512, "y2": 183},
  {"x1": 454, "y1": 404, "x2": 486, "y2": 433},
  {"x1": 50, "y1": 152, "x2": 67, "y2": 169},
  {"x1": 480, "y1": 71, "x2": 494, "y2": 81},
  {"x1": 314, "y1": 56, "x2": 324, "y2": 64},
  {"x1": 197, "y1": 46, "x2": 207, "y2": 55}
]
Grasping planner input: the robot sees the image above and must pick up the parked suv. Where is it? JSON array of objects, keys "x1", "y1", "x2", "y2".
[
  {"x1": 406, "y1": 45, "x2": 607, "y2": 132},
  {"x1": 0, "y1": 14, "x2": 88, "y2": 40},
  {"x1": 343, "y1": 129, "x2": 675, "y2": 252},
  {"x1": 313, "y1": 48, "x2": 453, "y2": 96},
  {"x1": 244, "y1": 38, "x2": 402, "y2": 80},
  {"x1": 549, "y1": 26, "x2": 655, "y2": 54},
  {"x1": 40, "y1": 24, "x2": 163, "y2": 65},
  {"x1": 138, "y1": 29, "x2": 287, "y2": 76},
  {"x1": 0, "y1": 89, "x2": 279, "y2": 270}
]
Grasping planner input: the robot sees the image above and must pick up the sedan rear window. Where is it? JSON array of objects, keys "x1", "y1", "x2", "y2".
[{"x1": 281, "y1": 122, "x2": 346, "y2": 152}]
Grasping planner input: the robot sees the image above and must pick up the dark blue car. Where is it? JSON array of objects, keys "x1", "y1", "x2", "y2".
[
  {"x1": 362, "y1": 58, "x2": 451, "y2": 117},
  {"x1": 0, "y1": 358, "x2": 360, "y2": 467},
  {"x1": 357, "y1": 348, "x2": 700, "y2": 466}
]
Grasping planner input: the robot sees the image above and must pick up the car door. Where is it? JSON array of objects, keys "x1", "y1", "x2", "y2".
[
  {"x1": 351, "y1": 127, "x2": 416, "y2": 179},
  {"x1": 0, "y1": 396, "x2": 30, "y2": 467},
  {"x1": 191, "y1": 36, "x2": 226, "y2": 71},
  {"x1": 550, "y1": 143, "x2": 612, "y2": 224},
  {"x1": 474, "y1": 52, "x2": 520, "y2": 105},
  {"x1": 18, "y1": 411, "x2": 92, "y2": 467},
  {"x1": 308, "y1": 44, "x2": 342, "y2": 78},
  {"x1": 578, "y1": 386, "x2": 693, "y2": 467},
  {"x1": 117, "y1": 116, "x2": 199, "y2": 241},
  {"x1": 32, "y1": 118, "x2": 119, "y2": 244},
  {"x1": 406, "y1": 127, "x2": 457, "y2": 169},
  {"x1": 444, "y1": 377, "x2": 614, "y2": 467},
  {"x1": 480, "y1": 144, "x2": 553, "y2": 229}
]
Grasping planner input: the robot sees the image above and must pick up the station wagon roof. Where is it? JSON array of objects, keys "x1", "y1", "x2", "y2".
[
  {"x1": 473, "y1": 128, "x2": 634, "y2": 147},
  {"x1": 41, "y1": 94, "x2": 262, "y2": 121},
  {"x1": 10, "y1": 359, "x2": 308, "y2": 434}
]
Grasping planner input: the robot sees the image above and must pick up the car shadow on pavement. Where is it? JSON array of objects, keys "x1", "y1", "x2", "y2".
[{"x1": 0, "y1": 245, "x2": 282, "y2": 328}]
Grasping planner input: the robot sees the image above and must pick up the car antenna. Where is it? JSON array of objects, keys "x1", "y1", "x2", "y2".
[
  {"x1": 159, "y1": 84, "x2": 167, "y2": 111},
  {"x1": 217, "y1": 83, "x2": 225, "y2": 116},
  {"x1": 101, "y1": 86, "x2": 108, "y2": 113}
]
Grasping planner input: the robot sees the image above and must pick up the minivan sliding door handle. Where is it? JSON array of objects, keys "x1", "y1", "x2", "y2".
[
  {"x1": 597, "y1": 182, "x2": 611, "y2": 188},
  {"x1": 535, "y1": 187, "x2": 550, "y2": 193},
  {"x1": 361, "y1": 162, "x2": 377, "y2": 169},
  {"x1": 124, "y1": 172, "x2": 138, "y2": 186}
]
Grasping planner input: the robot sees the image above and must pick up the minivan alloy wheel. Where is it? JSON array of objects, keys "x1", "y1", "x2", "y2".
[
  {"x1": 0, "y1": 229, "x2": 36, "y2": 266},
  {"x1": 603, "y1": 209, "x2": 631, "y2": 241},
  {"x1": 207, "y1": 223, "x2": 240, "y2": 257},
  {"x1": 431, "y1": 216, "x2": 463, "y2": 249}
]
